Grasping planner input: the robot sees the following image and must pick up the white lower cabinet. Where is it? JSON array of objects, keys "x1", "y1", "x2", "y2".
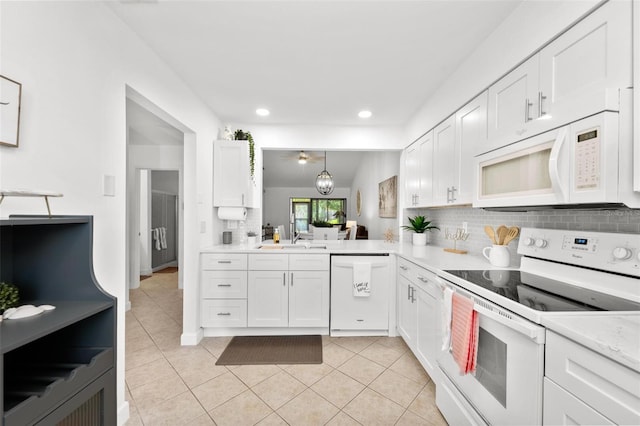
[
  {"x1": 247, "y1": 254, "x2": 329, "y2": 328},
  {"x1": 200, "y1": 253, "x2": 248, "y2": 327},
  {"x1": 397, "y1": 257, "x2": 442, "y2": 378},
  {"x1": 543, "y1": 331, "x2": 640, "y2": 425},
  {"x1": 397, "y1": 275, "x2": 417, "y2": 347}
]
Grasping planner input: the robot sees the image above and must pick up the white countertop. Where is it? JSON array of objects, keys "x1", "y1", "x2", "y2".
[
  {"x1": 201, "y1": 240, "x2": 640, "y2": 369},
  {"x1": 542, "y1": 313, "x2": 640, "y2": 373}
]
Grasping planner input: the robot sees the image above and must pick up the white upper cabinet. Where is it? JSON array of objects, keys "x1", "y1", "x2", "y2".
[
  {"x1": 404, "y1": 131, "x2": 433, "y2": 207},
  {"x1": 432, "y1": 115, "x2": 456, "y2": 205},
  {"x1": 213, "y1": 140, "x2": 256, "y2": 208},
  {"x1": 486, "y1": 57, "x2": 539, "y2": 153},
  {"x1": 455, "y1": 92, "x2": 487, "y2": 204},
  {"x1": 538, "y1": 0, "x2": 632, "y2": 128},
  {"x1": 485, "y1": 0, "x2": 631, "y2": 155}
]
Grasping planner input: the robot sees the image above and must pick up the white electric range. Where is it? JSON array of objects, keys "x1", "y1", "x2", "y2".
[{"x1": 436, "y1": 227, "x2": 640, "y2": 426}]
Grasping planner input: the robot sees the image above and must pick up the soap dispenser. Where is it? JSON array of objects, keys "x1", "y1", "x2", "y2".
[{"x1": 273, "y1": 228, "x2": 280, "y2": 244}]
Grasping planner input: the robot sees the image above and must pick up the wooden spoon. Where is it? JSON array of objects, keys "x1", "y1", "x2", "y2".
[
  {"x1": 496, "y1": 225, "x2": 508, "y2": 245},
  {"x1": 503, "y1": 226, "x2": 520, "y2": 246},
  {"x1": 484, "y1": 225, "x2": 497, "y2": 245}
]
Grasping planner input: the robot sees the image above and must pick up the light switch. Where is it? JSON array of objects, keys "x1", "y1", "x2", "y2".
[{"x1": 103, "y1": 175, "x2": 115, "y2": 197}]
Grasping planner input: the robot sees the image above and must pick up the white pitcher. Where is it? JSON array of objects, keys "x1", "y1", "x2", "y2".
[{"x1": 482, "y1": 245, "x2": 510, "y2": 267}]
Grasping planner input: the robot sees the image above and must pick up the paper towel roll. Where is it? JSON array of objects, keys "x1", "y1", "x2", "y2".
[{"x1": 218, "y1": 207, "x2": 247, "y2": 221}]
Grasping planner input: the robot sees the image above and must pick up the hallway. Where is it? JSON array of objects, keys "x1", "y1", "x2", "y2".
[{"x1": 125, "y1": 269, "x2": 446, "y2": 425}]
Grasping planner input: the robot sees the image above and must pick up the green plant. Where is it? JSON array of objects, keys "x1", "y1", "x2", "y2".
[
  {"x1": 234, "y1": 129, "x2": 255, "y2": 180},
  {"x1": 312, "y1": 220, "x2": 333, "y2": 228},
  {"x1": 401, "y1": 216, "x2": 439, "y2": 233},
  {"x1": 0, "y1": 282, "x2": 20, "y2": 313}
]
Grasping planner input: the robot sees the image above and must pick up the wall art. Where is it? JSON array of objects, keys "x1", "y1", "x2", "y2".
[{"x1": 0, "y1": 75, "x2": 22, "y2": 148}]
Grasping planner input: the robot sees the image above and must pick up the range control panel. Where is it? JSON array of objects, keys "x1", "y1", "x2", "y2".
[{"x1": 518, "y1": 228, "x2": 640, "y2": 277}]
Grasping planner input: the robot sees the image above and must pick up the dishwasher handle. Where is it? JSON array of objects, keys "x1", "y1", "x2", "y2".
[{"x1": 332, "y1": 262, "x2": 389, "y2": 268}]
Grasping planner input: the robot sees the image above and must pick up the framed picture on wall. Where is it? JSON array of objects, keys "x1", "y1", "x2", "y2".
[
  {"x1": 378, "y1": 175, "x2": 397, "y2": 218},
  {"x1": 0, "y1": 75, "x2": 22, "y2": 148}
]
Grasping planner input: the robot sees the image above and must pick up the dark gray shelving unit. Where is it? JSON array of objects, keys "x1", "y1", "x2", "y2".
[{"x1": 0, "y1": 216, "x2": 116, "y2": 426}]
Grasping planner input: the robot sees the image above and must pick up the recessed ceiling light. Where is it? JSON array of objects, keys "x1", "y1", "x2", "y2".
[
  {"x1": 358, "y1": 110, "x2": 372, "y2": 119},
  {"x1": 256, "y1": 108, "x2": 270, "y2": 117}
]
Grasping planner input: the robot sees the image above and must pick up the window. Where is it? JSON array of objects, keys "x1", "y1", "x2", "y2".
[{"x1": 290, "y1": 198, "x2": 346, "y2": 232}]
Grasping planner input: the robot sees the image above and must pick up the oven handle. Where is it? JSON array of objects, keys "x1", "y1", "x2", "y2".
[
  {"x1": 473, "y1": 303, "x2": 546, "y2": 344},
  {"x1": 548, "y1": 126, "x2": 568, "y2": 203}
]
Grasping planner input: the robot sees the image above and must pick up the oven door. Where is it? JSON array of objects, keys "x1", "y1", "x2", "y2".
[{"x1": 438, "y1": 289, "x2": 546, "y2": 425}]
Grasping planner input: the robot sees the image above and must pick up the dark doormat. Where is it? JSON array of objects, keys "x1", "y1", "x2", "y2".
[{"x1": 215, "y1": 335, "x2": 323, "y2": 365}]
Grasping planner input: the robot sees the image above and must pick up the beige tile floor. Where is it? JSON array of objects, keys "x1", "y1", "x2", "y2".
[{"x1": 125, "y1": 269, "x2": 448, "y2": 425}]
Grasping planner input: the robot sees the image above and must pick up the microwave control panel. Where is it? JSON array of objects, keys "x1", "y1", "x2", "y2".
[{"x1": 574, "y1": 126, "x2": 601, "y2": 190}]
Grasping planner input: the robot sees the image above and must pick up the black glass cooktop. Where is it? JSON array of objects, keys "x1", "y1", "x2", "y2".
[{"x1": 444, "y1": 270, "x2": 640, "y2": 312}]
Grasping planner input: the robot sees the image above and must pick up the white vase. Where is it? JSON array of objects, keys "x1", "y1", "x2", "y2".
[{"x1": 412, "y1": 233, "x2": 428, "y2": 246}]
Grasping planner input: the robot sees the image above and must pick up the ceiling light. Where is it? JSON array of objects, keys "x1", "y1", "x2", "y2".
[
  {"x1": 256, "y1": 108, "x2": 270, "y2": 117},
  {"x1": 358, "y1": 110, "x2": 372, "y2": 119},
  {"x1": 298, "y1": 151, "x2": 308, "y2": 164},
  {"x1": 315, "y1": 151, "x2": 334, "y2": 195}
]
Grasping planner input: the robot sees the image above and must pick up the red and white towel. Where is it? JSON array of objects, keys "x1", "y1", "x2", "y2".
[{"x1": 451, "y1": 292, "x2": 479, "y2": 374}]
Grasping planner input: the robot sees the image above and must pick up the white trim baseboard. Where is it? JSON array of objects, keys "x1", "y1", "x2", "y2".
[
  {"x1": 181, "y1": 328, "x2": 203, "y2": 346},
  {"x1": 117, "y1": 400, "x2": 130, "y2": 426}
]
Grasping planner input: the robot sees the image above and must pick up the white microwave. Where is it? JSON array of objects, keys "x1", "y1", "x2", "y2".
[{"x1": 474, "y1": 112, "x2": 620, "y2": 208}]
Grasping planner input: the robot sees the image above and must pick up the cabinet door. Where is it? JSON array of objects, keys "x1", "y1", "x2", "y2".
[
  {"x1": 248, "y1": 270, "x2": 288, "y2": 327},
  {"x1": 397, "y1": 276, "x2": 417, "y2": 349},
  {"x1": 432, "y1": 116, "x2": 456, "y2": 205},
  {"x1": 213, "y1": 140, "x2": 250, "y2": 207},
  {"x1": 487, "y1": 57, "x2": 539, "y2": 150},
  {"x1": 457, "y1": 92, "x2": 487, "y2": 203},
  {"x1": 404, "y1": 141, "x2": 420, "y2": 206},
  {"x1": 416, "y1": 287, "x2": 439, "y2": 378},
  {"x1": 417, "y1": 131, "x2": 434, "y2": 206},
  {"x1": 539, "y1": 0, "x2": 632, "y2": 127},
  {"x1": 289, "y1": 270, "x2": 329, "y2": 327}
]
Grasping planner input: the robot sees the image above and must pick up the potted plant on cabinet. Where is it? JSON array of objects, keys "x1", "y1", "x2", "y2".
[{"x1": 401, "y1": 215, "x2": 439, "y2": 246}]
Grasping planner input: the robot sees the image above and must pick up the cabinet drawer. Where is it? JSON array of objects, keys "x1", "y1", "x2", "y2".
[
  {"x1": 397, "y1": 257, "x2": 417, "y2": 281},
  {"x1": 289, "y1": 254, "x2": 329, "y2": 270},
  {"x1": 201, "y1": 253, "x2": 247, "y2": 270},
  {"x1": 248, "y1": 253, "x2": 288, "y2": 270},
  {"x1": 545, "y1": 331, "x2": 640, "y2": 425},
  {"x1": 201, "y1": 299, "x2": 247, "y2": 327},
  {"x1": 201, "y1": 270, "x2": 247, "y2": 298},
  {"x1": 543, "y1": 378, "x2": 614, "y2": 425}
]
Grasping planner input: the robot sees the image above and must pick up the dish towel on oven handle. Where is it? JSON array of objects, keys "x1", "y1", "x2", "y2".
[
  {"x1": 441, "y1": 286, "x2": 454, "y2": 351},
  {"x1": 451, "y1": 292, "x2": 479, "y2": 374},
  {"x1": 352, "y1": 262, "x2": 371, "y2": 297}
]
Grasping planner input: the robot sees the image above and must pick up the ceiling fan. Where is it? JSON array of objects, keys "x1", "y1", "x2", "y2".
[{"x1": 280, "y1": 150, "x2": 322, "y2": 164}]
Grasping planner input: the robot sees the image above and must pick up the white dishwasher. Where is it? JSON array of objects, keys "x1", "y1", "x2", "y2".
[{"x1": 330, "y1": 254, "x2": 391, "y2": 336}]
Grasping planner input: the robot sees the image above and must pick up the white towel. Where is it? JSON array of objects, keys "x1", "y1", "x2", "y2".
[
  {"x1": 441, "y1": 287, "x2": 454, "y2": 351},
  {"x1": 152, "y1": 228, "x2": 161, "y2": 251},
  {"x1": 353, "y1": 262, "x2": 371, "y2": 297},
  {"x1": 159, "y1": 226, "x2": 168, "y2": 249}
]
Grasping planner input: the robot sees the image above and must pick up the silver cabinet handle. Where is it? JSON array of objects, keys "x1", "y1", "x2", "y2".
[
  {"x1": 217, "y1": 312, "x2": 231, "y2": 316},
  {"x1": 217, "y1": 284, "x2": 231, "y2": 287},
  {"x1": 407, "y1": 284, "x2": 412, "y2": 300},
  {"x1": 417, "y1": 275, "x2": 428, "y2": 283},
  {"x1": 217, "y1": 260, "x2": 232, "y2": 264},
  {"x1": 524, "y1": 98, "x2": 533, "y2": 122},
  {"x1": 538, "y1": 91, "x2": 547, "y2": 117},
  {"x1": 283, "y1": 272, "x2": 286, "y2": 286},
  {"x1": 242, "y1": 193, "x2": 245, "y2": 206},
  {"x1": 410, "y1": 286, "x2": 416, "y2": 303},
  {"x1": 399, "y1": 265, "x2": 408, "y2": 271},
  {"x1": 291, "y1": 272, "x2": 294, "y2": 287}
]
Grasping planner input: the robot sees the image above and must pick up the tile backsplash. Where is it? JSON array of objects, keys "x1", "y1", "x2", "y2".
[{"x1": 405, "y1": 206, "x2": 640, "y2": 266}]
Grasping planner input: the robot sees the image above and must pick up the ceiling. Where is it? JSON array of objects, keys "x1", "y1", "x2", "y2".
[
  {"x1": 108, "y1": 1, "x2": 522, "y2": 127},
  {"x1": 263, "y1": 150, "x2": 365, "y2": 188},
  {"x1": 127, "y1": 99, "x2": 184, "y2": 145}
]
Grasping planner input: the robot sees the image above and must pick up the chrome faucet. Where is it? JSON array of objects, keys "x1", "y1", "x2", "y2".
[{"x1": 290, "y1": 214, "x2": 297, "y2": 244}]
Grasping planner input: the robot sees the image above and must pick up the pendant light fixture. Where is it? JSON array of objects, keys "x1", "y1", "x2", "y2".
[{"x1": 315, "y1": 151, "x2": 334, "y2": 195}]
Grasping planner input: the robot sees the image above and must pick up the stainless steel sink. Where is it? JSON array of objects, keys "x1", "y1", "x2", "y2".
[{"x1": 258, "y1": 243, "x2": 327, "y2": 250}]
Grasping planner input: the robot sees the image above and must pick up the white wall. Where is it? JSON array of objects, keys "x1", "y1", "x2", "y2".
[
  {"x1": 405, "y1": 0, "x2": 601, "y2": 144},
  {"x1": 262, "y1": 187, "x2": 351, "y2": 238},
  {"x1": 348, "y1": 151, "x2": 401, "y2": 240},
  {"x1": 0, "y1": 3, "x2": 220, "y2": 424}
]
